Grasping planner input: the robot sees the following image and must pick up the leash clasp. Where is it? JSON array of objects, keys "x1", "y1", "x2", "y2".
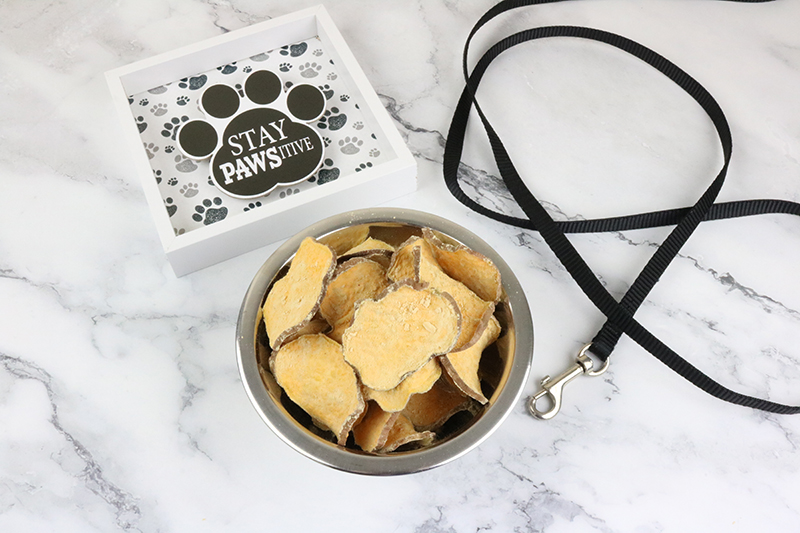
[{"x1": 527, "y1": 344, "x2": 609, "y2": 420}]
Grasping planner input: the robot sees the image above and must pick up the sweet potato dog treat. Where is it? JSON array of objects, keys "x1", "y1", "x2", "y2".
[
  {"x1": 352, "y1": 401, "x2": 399, "y2": 452},
  {"x1": 263, "y1": 237, "x2": 336, "y2": 349},
  {"x1": 423, "y1": 228, "x2": 503, "y2": 303},
  {"x1": 388, "y1": 237, "x2": 492, "y2": 349},
  {"x1": 401, "y1": 375, "x2": 475, "y2": 432},
  {"x1": 270, "y1": 334, "x2": 365, "y2": 445},
  {"x1": 440, "y1": 315, "x2": 501, "y2": 404},
  {"x1": 344, "y1": 237, "x2": 395, "y2": 255},
  {"x1": 381, "y1": 414, "x2": 435, "y2": 453},
  {"x1": 365, "y1": 358, "x2": 442, "y2": 412},
  {"x1": 342, "y1": 281, "x2": 461, "y2": 391},
  {"x1": 319, "y1": 258, "x2": 390, "y2": 343}
]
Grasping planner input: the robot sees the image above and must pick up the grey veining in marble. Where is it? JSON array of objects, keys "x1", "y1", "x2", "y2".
[{"x1": 2, "y1": 1, "x2": 800, "y2": 531}]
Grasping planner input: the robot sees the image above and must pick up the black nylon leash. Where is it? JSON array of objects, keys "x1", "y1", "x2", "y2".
[{"x1": 443, "y1": 0, "x2": 800, "y2": 415}]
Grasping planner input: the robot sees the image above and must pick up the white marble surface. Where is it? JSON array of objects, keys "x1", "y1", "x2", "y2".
[{"x1": 2, "y1": 0, "x2": 800, "y2": 531}]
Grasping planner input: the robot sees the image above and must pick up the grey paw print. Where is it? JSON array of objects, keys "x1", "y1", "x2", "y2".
[
  {"x1": 150, "y1": 103, "x2": 168, "y2": 116},
  {"x1": 327, "y1": 72, "x2": 338, "y2": 81},
  {"x1": 313, "y1": 49, "x2": 323, "y2": 57},
  {"x1": 339, "y1": 136, "x2": 362, "y2": 155},
  {"x1": 369, "y1": 148, "x2": 381, "y2": 158},
  {"x1": 180, "y1": 182, "x2": 199, "y2": 197},
  {"x1": 352, "y1": 121, "x2": 364, "y2": 131},
  {"x1": 279, "y1": 62, "x2": 292, "y2": 72},
  {"x1": 144, "y1": 142, "x2": 159, "y2": 159},
  {"x1": 174, "y1": 154, "x2": 198, "y2": 173},
  {"x1": 299, "y1": 62, "x2": 322, "y2": 78},
  {"x1": 279, "y1": 188, "x2": 300, "y2": 198}
]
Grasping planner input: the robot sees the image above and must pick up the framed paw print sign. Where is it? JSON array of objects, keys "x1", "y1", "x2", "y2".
[
  {"x1": 106, "y1": 6, "x2": 416, "y2": 275},
  {"x1": 177, "y1": 70, "x2": 327, "y2": 199}
]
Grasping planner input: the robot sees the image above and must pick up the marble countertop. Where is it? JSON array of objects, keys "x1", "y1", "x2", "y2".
[{"x1": 2, "y1": 0, "x2": 800, "y2": 531}]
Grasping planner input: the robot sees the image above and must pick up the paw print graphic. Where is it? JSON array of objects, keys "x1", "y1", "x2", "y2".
[
  {"x1": 338, "y1": 136, "x2": 362, "y2": 155},
  {"x1": 176, "y1": 69, "x2": 327, "y2": 199},
  {"x1": 299, "y1": 62, "x2": 322, "y2": 78},
  {"x1": 192, "y1": 197, "x2": 228, "y2": 225},
  {"x1": 316, "y1": 107, "x2": 346, "y2": 131}
]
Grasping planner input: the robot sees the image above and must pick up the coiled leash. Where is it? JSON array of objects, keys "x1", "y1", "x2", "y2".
[{"x1": 443, "y1": 0, "x2": 800, "y2": 418}]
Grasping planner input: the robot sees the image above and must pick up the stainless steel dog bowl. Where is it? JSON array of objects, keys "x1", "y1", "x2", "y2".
[{"x1": 236, "y1": 208, "x2": 533, "y2": 475}]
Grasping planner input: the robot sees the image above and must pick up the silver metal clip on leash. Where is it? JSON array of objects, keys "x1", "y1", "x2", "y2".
[{"x1": 527, "y1": 344, "x2": 609, "y2": 420}]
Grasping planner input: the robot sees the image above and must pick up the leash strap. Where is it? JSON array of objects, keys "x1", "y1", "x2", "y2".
[{"x1": 443, "y1": 0, "x2": 800, "y2": 415}]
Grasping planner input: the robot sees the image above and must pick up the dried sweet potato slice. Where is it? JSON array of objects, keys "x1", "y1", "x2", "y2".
[
  {"x1": 342, "y1": 282, "x2": 461, "y2": 391},
  {"x1": 440, "y1": 315, "x2": 501, "y2": 404},
  {"x1": 390, "y1": 237, "x2": 493, "y2": 350},
  {"x1": 318, "y1": 224, "x2": 370, "y2": 255},
  {"x1": 270, "y1": 334, "x2": 364, "y2": 445},
  {"x1": 380, "y1": 414, "x2": 435, "y2": 453},
  {"x1": 365, "y1": 358, "x2": 442, "y2": 412},
  {"x1": 402, "y1": 376, "x2": 474, "y2": 432},
  {"x1": 319, "y1": 258, "x2": 390, "y2": 343},
  {"x1": 344, "y1": 237, "x2": 395, "y2": 255},
  {"x1": 352, "y1": 401, "x2": 399, "y2": 452},
  {"x1": 423, "y1": 228, "x2": 502, "y2": 303},
  {"x1": 263, "y1": 237, "x2": 336, "y2": 349}
]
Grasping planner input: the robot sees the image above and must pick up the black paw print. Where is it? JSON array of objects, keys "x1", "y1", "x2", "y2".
[
  {"x1": 153, "y1": 169, "x2": 162, "y2": 184},
  {"x1": 175, "y1": 69, "x2": 327, "y2": 199},
  {"x1": 139, "y1": 98, "x2": 149, "y2": 106},
  {"x1": 316, "y1": 158, "x2": 340, "y2": 185},
  {"x1": 164, "y1": 197, "x2": 177, "y2": 217},
  {"x1": 317, "y1": 107, "x2": 346, "y2": 131},
  {"x1": 280, "y1": 43, "x2": 307, "y2": 57},
  {"x1": 164, "y1": 145, "x2": 175, "y2": 154},
  {"x1": 243, "y1": 201, "x2": 262, "y2": 212},
  {"x1": 167, "y1": 177, "x2": 178, "y2": 186},
  {"x1": 192, "y1": 197, "x2": 228, "y2": 225},
  {"x1": 339, "y1": 94, "x2": 349, "y2": 102},
  {"x1": 217, "y1": 63, "x2": 237, "y2": 75},
  {"x1": 279, "y1": 63, "x2": 292, "y2": 72},
  {"x1": 179, "y1": 75, "x2": 208, "y2": 90},
  {"x1": 355, "y1": 162, "x2": 373, "y2": 172},
  {"x1": 299, "y1": 62, "x2": 322, "y2": 78},
  {"x1": 243, "y1": 65, "x2": 252, "y2": 73},
  {"x1": 136, "y1": 116, "x2": 147, "y2": 133},
  {"x1": 318, "y1": 84, "x2": 334, "y2": 100},
  {"x1": 162, "y1": 116, "x2": 189, "y2": 140},
  {"x1": 176, "y1": 96, "x2": 190, "y2": 106}
]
